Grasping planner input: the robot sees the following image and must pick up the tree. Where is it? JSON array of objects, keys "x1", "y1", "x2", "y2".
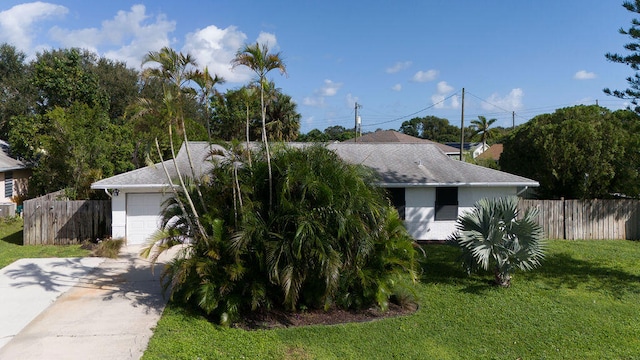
[
  {"x1": 0, "y1": 43, "x2": 32, "y2": 139},
  {"x1": 449, "y1": 196, "x2": 545, "y2": 287},
  {"x1": 265, "y1": 92, "x2": 300, "y2": 141},
  {"x1": 297, "y1": 128, "x2": 329, "y2": 142},
  {"x1": 470, "y1": 115, "x2": 497, "y2": 148},
  {"x1": 500, "y1": 105, "x2": 631, "y2": 199},
  {"x1": 144, "y1": 144, "x2": 419, "y2": 322},
  {"x1": 604, "y1": 1, "x2": 640, "y2": 112},
  {"x1": 398, "y1": 116, "x2": 460, "y2": 142},
  {"x1": 232, "y1": 42, "x2": 287, "y2": 208}
]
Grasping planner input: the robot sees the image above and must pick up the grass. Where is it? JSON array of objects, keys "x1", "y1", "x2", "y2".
[
  {"x1": 0, "y1": 217, "x2": 90, "y2": 269},
  {"x1": 143, "y1": 240, "x2": 640, "y2": 359}
]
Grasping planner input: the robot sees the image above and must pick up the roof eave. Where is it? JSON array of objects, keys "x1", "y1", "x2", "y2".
[
  {"x1": 376, "y1": 181, "x2": 539, "y2": 188},
  {"x1": 90, "y1": 183, "x2": 177, "y2": 190}
]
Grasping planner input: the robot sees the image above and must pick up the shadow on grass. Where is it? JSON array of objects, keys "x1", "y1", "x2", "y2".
[
  {"x1": 2, "y1": 229, "x2": 23, "y2": 245},
  {"x1": 523, "y1": 252, "x2": 640, "y2": 298},
  {"x1": 420, "y1": 243, "x2": 640, "y2": 298}
]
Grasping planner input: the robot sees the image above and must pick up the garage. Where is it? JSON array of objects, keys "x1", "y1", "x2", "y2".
[{"x1": 126, "y1": 193, "x2": 166, "y2": 245}]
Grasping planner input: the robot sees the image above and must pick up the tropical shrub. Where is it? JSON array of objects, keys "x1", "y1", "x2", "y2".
[
  {"x1": 449, "y1": 196, "x2": 545, "y2": 287},
  {"x1": 144, "y1": 144, "x2": 420, "y2": 323}
]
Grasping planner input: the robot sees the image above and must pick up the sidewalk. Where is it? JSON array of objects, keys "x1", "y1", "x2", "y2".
[{"x1": 0, "y1": 245, "x2": 171, "y2": 360}]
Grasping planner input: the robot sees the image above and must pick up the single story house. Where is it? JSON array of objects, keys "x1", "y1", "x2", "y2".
[
  {"x1": 445, "y1": 142, "x2": 490, "y2": 159},
  {"x1": 343, "y1": 130, "x2": 460, "y2": 158},
  {"x1": 91, "y1": 141, "x2": 538, "y2": 244},
  {"x1": 0, "y1": 140, "x2": 30, "y2": 204}
]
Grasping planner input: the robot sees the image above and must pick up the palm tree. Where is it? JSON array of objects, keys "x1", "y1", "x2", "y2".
[
  {"x1": 266, "y1": 92, "x2": 301, "y2": 141},
  {"x1": 192, "y1": 66, "x2": 225, "y2": 144},
  {"x1": 232, "y1": 42, "x2": 287, "y2": 208},
  {"x1": 449, "y1": 196, "x2": 545, "y2": 287},
  {"x1": 471, "y1": 115, "x2": 497, "y2": 149},
  {"x1": 141, "y1": 47, "x2": 207, "y2": 239}
]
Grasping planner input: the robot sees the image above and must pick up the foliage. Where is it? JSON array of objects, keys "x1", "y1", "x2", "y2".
[
  {"x1": 298, "y1": 125, "x2": 355, "y2": 142},
  {"x1": 449, "y1": 196, "x2": 545, "y2": 287},
  {"x1": 500, "y1": 105, "x2": 636, "y2": 199},
  {"x1": 144, "y1": 240, "x2": 640, "y2": 359},
  {"x1": 146, "y1": 145, "x2": 419, "y2": 323},
  {"x1": 0, "y1": 44, "x2": 33, "y2": 139},
  {"x1": 604, "y1": 0, "x2": 640, "y2": 112},
  {"x1": 90, "y1": 238, "x2": 125, "y2": 258},
  {"x1": 469, "y1": 115, "x2": 497, "y2": 146},
  {"x1": 398, "y1": 116, "x2": 461, "y2": 142}
]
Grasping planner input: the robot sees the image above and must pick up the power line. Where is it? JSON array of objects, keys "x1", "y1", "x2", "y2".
[{"x1": 362, "y1": 92, "x2": 459, "y2": 128}]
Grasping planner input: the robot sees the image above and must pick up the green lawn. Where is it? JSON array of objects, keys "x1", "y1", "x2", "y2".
[
  {"x1": 0, "y1": 217, "x2": 90, "y2": 269},
  {"x1": 143, "y1": 240, "x2": 640, "y2": 359}
]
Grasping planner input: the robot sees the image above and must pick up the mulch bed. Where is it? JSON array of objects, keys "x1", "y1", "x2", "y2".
[{"x1": 235, "y1": 302, "x2": 418, "y2": 330}]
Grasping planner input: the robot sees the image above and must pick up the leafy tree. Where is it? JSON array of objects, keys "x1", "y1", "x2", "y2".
[
  {"x1": 449, "y1": 196, "x2": 545, "y2": 287},
  {"x1": 470, "y1": 115, "x2": 497, "y2": 148},
  {"x1": 232, "y1": 42, "x2": 287, "y2": 208},
  {"x1": 0, "y1": 43, "x2": 33, "y2": 139},
  {"x1": 604, "y1": 0, "x2": 640, "y2": 112},
  {"x1": 265, "y1": 92, "x2": 300, "y2": 141},
  {"x1": 399, "y1": 116, "x2": 460, "y2": 142},
  {"x1": 297, "y1": 128, "x2": 330, "y2": 142},
  {"x1": 323, "y1": 125, "x2": 355, "y2": 141},
  {"x1": 500, "y1": 105, "x2": 630, "y2": 199}
]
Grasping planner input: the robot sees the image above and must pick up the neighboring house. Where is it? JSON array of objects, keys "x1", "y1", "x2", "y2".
[
  {"x1": 91, "y1": 141, "x2": 538, "y2": 244},
  {"x1": 0, "y1": 140, "x2": 30, "y2": 203},
  {"x1": 476, "y1": 144, "x2": 504, "y2": 162},
  {"x1": 445, "y1": 142, "x2": 490, "y2": 159},
  {"x1": 344, "y1": 130, "x2": 460, "y2": 158}
]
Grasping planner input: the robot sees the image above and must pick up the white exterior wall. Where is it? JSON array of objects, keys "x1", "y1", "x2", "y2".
[
  {"x1": 110, "y1": 187, "x2": 168, "y2": 240},
  {"x1": 404, "y1": 186, "x2": 519, "y2": 241}
]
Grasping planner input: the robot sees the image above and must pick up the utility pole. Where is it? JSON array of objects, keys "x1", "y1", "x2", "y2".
[
  {"x1": 459, "y1": 88, "x2": 465, "y2": 161},
  {"x1": 512, "y1": 111, "x2": 515, "y2": 130},
  {"x1": 354, "y1": 102, "x2": 362, "y2": 142}
]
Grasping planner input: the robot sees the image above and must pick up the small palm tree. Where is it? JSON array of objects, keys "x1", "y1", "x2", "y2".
[
  {"x1": 471, "y1": 115, "x2": 497, "y2": 149},
  {"x1": 449, "y1": 196, "x2": 545, "y2": 287},
  {"x1": 232, "y1": 42, "x2": 287, "y2": 208}
]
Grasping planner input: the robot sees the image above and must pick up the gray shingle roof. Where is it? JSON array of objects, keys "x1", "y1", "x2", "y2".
[
  {"x1": 343, "y1": 130, "x2": 459, "y2": 154},
  {"x1": 327, "y1": 143, "x2": 537, "y2": 187},
  {"x1": 0, "y1": 140, "x2": 27, "y2": 172},
  {"x1": 91, "y1": 141, "x2": 538, "y2": 189}
]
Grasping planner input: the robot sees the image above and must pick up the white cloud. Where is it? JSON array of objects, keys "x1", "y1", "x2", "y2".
[
  {"x1": 436, "y1": 81, "x2": 453, "y2": 94},
  {"x1": 346, "y1": 93, "x2": 358, "y2": 108},
  {"x1": 49, "y1": 5, "x2": 175, "y2": 68},
  {"x1": 256, "y1": 31, "x2": 277, "y2": 49},
  {"x1": 303, "y1": 79, "x2": 342, "y2": 107},
  {"x1": 386, "y1": 61, "x2": 412, "y2": 74},
  {"x1": 574, "y1": 70, "x2": 596, "y2": 80},
  {"x1": 0, "y1": 2, "x2": 68, "y2": 52},
  {"x1": 183, "y1": 25, "x2": 249, "y2": 82},
  {"x1": 482, "y1": 88, "x2": 524, "y2": 111},
  {"x1": 412, "y1": 69, "x2": 438, "y2": 82},
  {"x1": 392, "y1": 83, "x2": 402, "y2": 91},
  {"x1": 450, "y1": 95, "x2": 460, "y2": 108},
  {"x1": 431, "y1": 81, "x2": 456, "y2": 109}
]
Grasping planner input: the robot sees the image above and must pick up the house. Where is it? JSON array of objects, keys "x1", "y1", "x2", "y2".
[
  {"x1": 476, "y1": 144, "x2": 504, "y2": 162},
  {"x1": 0, "y1": 140, "x2": 30, "y2": 204},
  {"x1": 445, "y1": 142, "x2": 490, "y2": 159},
  {"x1": 344, "y1": 130, "x2": 460, "y2": 158},
  {"x1": 91, "y1": 141, "x2": 538, "y2": 244}
]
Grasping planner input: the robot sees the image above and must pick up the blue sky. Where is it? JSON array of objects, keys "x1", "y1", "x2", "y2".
[{"x1": 0, "y1": 1, "x2": 634, "y2": 133}]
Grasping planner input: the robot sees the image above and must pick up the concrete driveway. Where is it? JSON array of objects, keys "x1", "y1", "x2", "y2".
[{"x1": 0, "y1": 245, "x2": 171, "y2": 360}]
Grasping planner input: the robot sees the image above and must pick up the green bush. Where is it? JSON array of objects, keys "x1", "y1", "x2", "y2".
[{"x1": 145, "y1": 144, "x2": 420, "y2": 323}]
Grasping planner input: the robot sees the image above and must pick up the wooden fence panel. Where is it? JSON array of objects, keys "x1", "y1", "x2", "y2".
[
  {"x1": 518, "y1": 198, "x2": 640, "y2": 240},
  {"x1": 23, "y1": 195, "x2": 111, "y2": 245}
]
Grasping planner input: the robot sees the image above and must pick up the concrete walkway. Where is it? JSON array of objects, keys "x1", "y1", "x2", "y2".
[{"x1": 0, "y1": 246, "x2": 171, "y2": 360}]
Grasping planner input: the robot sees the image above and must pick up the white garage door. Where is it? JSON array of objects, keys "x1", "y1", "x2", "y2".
[{"x1": 126, "y1": 193, "x2": 166, "y2": 245}]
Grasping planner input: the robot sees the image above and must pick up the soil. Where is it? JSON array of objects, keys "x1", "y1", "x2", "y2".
[{"x1": 235, "y1": 302, "x2": 418, "y2": 330}]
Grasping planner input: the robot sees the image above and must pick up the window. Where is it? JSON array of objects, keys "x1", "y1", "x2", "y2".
[
  {"x1": 4, "y1": 171, "x2": 13, "y2": 199},
  {"x1": 386, "y1": 187, "x2": 406, "y2": 220},
  {"x1": 435, "y1": 187, "x2": 458, "y2": 221}
]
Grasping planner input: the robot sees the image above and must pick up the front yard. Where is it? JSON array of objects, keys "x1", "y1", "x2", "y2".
[
  {"x1": 0, "y1": 217, "x2": 89, "y2": 268},
  {"x1": 143, "y1": 240, "x2": 640, "y2": 359}
]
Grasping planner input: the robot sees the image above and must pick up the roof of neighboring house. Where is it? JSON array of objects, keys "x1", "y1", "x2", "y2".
[
  {"x1": 343, "y1": 130, "x2": 459, "y2": 154},
  {"x1": 444, "y1": 142, "x2": 484, "y2": 151},
  {"x1": 0, "y1": 140, "x2": 27, "y2": 172},
  {"x1": 476, "y1": 144, "x2": 504, "y2": 161},
  {"x1": 92, "y1": 141, "x2": 538, "y2": 190}
]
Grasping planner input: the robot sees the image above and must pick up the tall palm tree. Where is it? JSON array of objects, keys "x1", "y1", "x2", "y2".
[
  {"x1": 232, "y1": 42, "x2": 287, "y2": 208},
  {"x1": 192, "y1": 66, "x2": 225, "y2": 144},
  {"x1": 471, "y1": 115, "x2": 497, "y2": 149},
  {"x1": 142, "y1": 47, "x2": 207, "y2": 239}
]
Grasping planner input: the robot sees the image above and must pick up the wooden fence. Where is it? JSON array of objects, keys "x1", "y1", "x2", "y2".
[
  {"x1": 518, "y1": 199, "x2": 640, "y2": 240},
  {"x1": 23, "y1": 194, "x2": 111, "y2": 245}
]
